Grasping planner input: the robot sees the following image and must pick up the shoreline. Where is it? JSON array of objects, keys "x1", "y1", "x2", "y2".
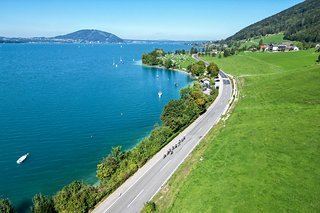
[{"x1": 140, "y1": 62, "x2": 196, "y2": 79}]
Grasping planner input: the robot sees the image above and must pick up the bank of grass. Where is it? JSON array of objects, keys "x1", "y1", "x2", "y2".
[{"x1": 152, "y1": 49, "x2": 320, "y2": 212}]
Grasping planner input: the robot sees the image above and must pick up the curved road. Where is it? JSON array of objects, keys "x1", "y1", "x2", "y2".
[{"x1": 93, "y1": 61, "x2": 233, "y2": 213}]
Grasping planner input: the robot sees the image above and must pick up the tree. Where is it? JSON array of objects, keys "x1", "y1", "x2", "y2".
[
  {"x1": 164, "y1": 58, "x2": 173, "y2": 69},
  {"x1": 53, "y1": 181, "x2": 98, "y2": 213},
  {"x1": 97, "y1": 146, "x2": 124, "y2": 183},
  {"x1": 190, "y1": 61, "x2": 206, "y2": 76},
  {"x1": 223, "y1": 49, "x2": 231, "y2": 57},
  {"x1": 207, "y1": 62, "x2": 219, "y2": 77},
  {"x1": 258, "y1": 39, "x2": 263, "y2": 47},
  {"x1": 294, "y1": 41, "x2": 304, "y2": 50},
  {"x1": 32, "y1": 194, "x2": 56, "y2": 213},
  {"x1": 317, "y1": 54, "x2": 320, "y2": 62},
  {"x1": 190, "y1": 47, "x2": 198, "y2": 54},
  {"x1": 0, "y1": 199, "x2": 15, "y2": 213}
]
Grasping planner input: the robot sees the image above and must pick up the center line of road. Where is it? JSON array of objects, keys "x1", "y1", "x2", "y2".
[
  {"x1": 127, "y1": 189, "x2": 144, "y2": 208},
  {"x1": 160, "y1": 159, "x2": 171, "y2": 172}
]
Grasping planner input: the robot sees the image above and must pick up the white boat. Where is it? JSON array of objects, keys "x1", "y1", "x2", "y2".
[
  {"x1": 17, "y1": 153, "x2": 29, "y2": 164},
  {"x1": 112, "y1": 58, "x2": 115, "y2": 66},
  {"x1": 120, "y1": 57, "x2": 123, "y2": 63},
  {"x1": 158, "y1": 91, "x2": 163, "y2": 98}
]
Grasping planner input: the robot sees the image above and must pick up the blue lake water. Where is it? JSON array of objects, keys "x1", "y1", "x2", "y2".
[{"x1": 0, "y1": 43, "x2": 192, "y2": 211}]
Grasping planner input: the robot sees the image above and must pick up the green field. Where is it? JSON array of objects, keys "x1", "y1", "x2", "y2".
[
  {"x1": 160, "y1": 54, "x2": 196, "y2": 70},
  {"x1": 152, "y1": 49, "x2": 320, "y2": 212},
  {"x1": 252, "y1": 33, "x2": 289, "y2": 44},
  {"x1": 240, "y1": 33, "x2": 289, "y2": 48}
]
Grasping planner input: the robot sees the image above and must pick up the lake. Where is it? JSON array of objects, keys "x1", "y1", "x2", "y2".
[{"x1": 0, "y1": 43, "x2": 192, "y2": 211}]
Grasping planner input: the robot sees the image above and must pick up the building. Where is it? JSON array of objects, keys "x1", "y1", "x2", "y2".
[
  {"x1": 278, "y1": 44, "x2": 288, "y2": 51},
  {"x1": 200, "y1": 77, "x2": 211, "y2": 88}
]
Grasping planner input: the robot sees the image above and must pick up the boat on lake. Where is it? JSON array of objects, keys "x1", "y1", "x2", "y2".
[
  {"x1": 17, "y1": 153, "x2": 29, "y2": 164},
  {"x1": 158, "y1": 91, "x2": 163, "y2": 98}
]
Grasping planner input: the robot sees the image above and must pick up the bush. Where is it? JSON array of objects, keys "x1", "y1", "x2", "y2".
[
  {"x1": 141, "y1": 201, "x2": 156, "y2": 213},
  {"x1": 0, "y1": 198, "x2": 15, "y2": 213}
]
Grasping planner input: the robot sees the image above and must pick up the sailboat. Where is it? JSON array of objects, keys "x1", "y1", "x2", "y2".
[{"x1": 158, "y1": 77, "x2": 163, "y2": 98}]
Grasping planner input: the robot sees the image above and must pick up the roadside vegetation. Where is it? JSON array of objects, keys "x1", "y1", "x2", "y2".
[{"x1": 151, "y1": 49, "x2": 320, "y2": 212}]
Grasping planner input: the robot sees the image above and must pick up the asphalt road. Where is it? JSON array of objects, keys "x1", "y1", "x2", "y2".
[{"x1": 93, "y1": 68, "x2": 233, "y2": 213}]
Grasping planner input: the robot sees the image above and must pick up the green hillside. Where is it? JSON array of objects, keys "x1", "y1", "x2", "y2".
[
  {"x1": 226, "y1": 0, "x2": 320, "y2": 43},
  {"x1": 151, "y1": 50, "x2": 320, "y2": 212}
]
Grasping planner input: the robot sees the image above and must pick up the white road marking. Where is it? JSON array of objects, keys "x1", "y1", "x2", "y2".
[
  {"x1": 127, "y1": 189, "x2": 144, "y2": 208},
  {"x1": 103, "y1": 165, "x2": 154, "y2": 213},
  {"x1": 160, "y1": 160, "x2": 171, "y2": 172}
]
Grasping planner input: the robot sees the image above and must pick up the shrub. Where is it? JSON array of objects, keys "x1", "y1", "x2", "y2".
[
  {"x1": 141, "y1": 201, "x2": 156, "y2": 213},
  {"x1": 0, "y1": 198, "x2": 15, "y2": 213}
]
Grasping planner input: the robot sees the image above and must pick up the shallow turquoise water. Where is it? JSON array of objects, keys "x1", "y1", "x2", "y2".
[{"x1": 0, "y1": 43, "x2": 192, "y2": 211}]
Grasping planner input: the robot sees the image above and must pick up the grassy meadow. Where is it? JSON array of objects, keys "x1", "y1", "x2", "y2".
[
  {"x1": 160, "y1": 54, "x2": 195, "y2": 70},
  {"x1": 152, "y1": 49, "x2": 320, "y2": 212},
  {"x1": 240, "y1": 33, "x2": 289, "y2": 49}
]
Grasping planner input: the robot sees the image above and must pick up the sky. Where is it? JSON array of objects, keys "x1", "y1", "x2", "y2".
[{"x1": 0, "y1": 0, "x2": 304, "y2": 41}]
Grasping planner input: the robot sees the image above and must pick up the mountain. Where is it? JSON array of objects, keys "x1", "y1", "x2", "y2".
[
  {"x1": 54, "y1": 29, "x2": 124, "y2": 43},
  {"x1": 0, "y1": 29, "x2": 124, "y2": 44},
  {"x1": 226, "y1": 0, "x2": 320, "y2": 43}
]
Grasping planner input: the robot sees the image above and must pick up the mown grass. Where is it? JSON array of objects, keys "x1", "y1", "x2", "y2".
[
  {"x1": 152, "y1": 49, "x2": 320, "y2": 212},
  {"x1": 252, "y1": 33, "x2": 289, "y2": 44}
]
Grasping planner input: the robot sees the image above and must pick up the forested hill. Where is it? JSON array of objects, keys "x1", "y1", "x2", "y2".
[{"x1": 226, "y1": 0, "x2": 320, "y2": 43}]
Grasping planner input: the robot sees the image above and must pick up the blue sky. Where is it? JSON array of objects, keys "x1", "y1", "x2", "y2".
[{"x1": 0, "y1": 0, "x2": 303, "y2": 40}]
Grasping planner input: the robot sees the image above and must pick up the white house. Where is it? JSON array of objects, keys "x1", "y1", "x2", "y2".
[
  {"x1": 272, "y1": 46, "x2": 279, "y2": 52},
  {"x1": 200, "y1": 77, "x2": 211, "y2": 88}
]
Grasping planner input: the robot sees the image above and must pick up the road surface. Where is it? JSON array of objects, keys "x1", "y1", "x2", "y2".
[{"x1": 93, "y1": 66, "x2": 233, "y2": 213}]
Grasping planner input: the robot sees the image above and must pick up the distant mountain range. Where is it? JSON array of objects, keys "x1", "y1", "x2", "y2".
[
  {"x1": 54, "y1": 30, "x2": 124, "y2": 43},
  {"x1": 226, "y1": 0, "x2": 320, "y2": 43},
  {"x1": 0, "y1": 29, "x2": 199, "y2": 44},
  {"x1": 0, "y1": 29, "x2": 124, "y2": 44}
]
